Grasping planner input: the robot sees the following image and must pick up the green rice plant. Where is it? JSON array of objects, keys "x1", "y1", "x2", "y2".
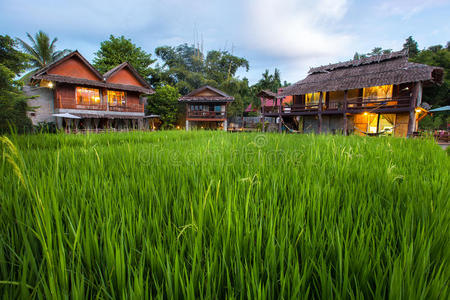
[{"x1": 0, "y1": 131, "x2": 449, "y2": 299}]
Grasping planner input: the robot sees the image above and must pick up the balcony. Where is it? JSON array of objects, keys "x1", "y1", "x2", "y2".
[
  {"x1": 108, "y1": 103, "x2": 144, "y2": 112},
  {"x1": 263, "y1": 96, "x2": 412, "y2": 115},
  {"x1": 56, "y1": 95, "x2": 143, "y2": 112},
  {"x1": 187, "y1": 111, "x2": 226, "y2": 120}
]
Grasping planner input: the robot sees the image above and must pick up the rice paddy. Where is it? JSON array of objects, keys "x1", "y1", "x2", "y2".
[{"x1": 1, "y1": 131, "x2": 449, "y2": 299}]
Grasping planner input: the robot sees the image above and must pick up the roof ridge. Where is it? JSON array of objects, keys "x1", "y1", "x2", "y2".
[
  {"x1": 184, "y1": 85, "x2": 232, "y2": 98},
  {"x1": 309, "y1": 49, "x2": 408, "y2": 74}
]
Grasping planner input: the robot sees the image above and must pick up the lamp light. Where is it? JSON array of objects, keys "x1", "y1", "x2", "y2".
[
  {"x1": 415, "y1": 108, "x2": 421, "y2": 113},
  {"x1": 363, "y1": 112, "x2": 368, "y2": 116},
  {"x1": 48, "y1": 81, "x2": 53, "y2": 88}
]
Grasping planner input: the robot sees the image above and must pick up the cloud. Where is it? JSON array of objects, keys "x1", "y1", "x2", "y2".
[
  {"x1": 377, "y1": 0, "x2": 449, "y2": 19},
  {"x1": 242, "y1": 0, "x2": 353, "y2": 60}
]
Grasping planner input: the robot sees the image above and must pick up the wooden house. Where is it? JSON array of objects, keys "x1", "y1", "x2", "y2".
[
  {"x1": 263, "y1": 50, "x2": 444, "y2": 137},
  {"x1": 26, "y1": 51, "x2": 154, "y2": 132},
  {"x1": 178, "y1": 86, "x2": 234, "y2": 131}
]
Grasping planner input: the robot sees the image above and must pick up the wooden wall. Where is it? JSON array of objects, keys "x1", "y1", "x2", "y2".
[
  {"x1": 55, "y1": 84, "x2": 76, "y2": 109},
  {"x1": 48, "y1": 57, "x2": 100, "y2": 81},
  {"x1": 352, "y1": 113, "x2": 368, "y2": 136},
  {"x1": 106, "y1": 68, "x2": 144, "y2": 87},
  {"x1": 394, "y1": 113, "x2": 409, "y2": 137},
  {"x1": 196, "y1": 90, "x2": 221, "y2": 97},
  {"x1": 54, "y1": 84, "x2": 143, "y2": 112}
]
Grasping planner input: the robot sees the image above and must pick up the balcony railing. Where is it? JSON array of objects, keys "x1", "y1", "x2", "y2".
[
  {"x1": 346, "y1": 97, "x2": 410, "y2": 110},
  {"x1": 263, "y1": 96, "x2": 412, "y2": 114},
  {"x1": 187, "y1": 111, "x2": 226, "y2": 119},
  {"x1": 108, "y1": 103, "x2": 144, "y2": 112},
  {"x1": 56, "y1": 96, "x2": 143, "y2": 112}
]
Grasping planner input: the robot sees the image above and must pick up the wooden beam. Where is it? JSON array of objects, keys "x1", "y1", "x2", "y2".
[
  {"x1": 343, "y1": 90, "x2": 348, "y2": 135},
  {"x1": 318, "y1": 92, "x2": 323, "y2": 134},
  {"x1": 407, "y1": 82, "x2": 422, "y2": 137},
  {"x1": 261, "y1": 97, "x2": 265, "y2": 132},
  {"x1": 278, "y1": 97, "x2": 282, "y2": 133}
]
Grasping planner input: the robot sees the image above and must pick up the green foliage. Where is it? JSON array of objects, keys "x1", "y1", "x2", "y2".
[
  {"x1": 411, "y1": 44, "x2": 449, "y2": 108},
  {"x1": 93, "y1": 35, "x2": 156, "y2": 78},
  {"x1": 353, "y1": 47, "x2": 392, "y2": 60},
  {"x1": 0, "y1": 35, "x2": 32, "y2": 133},
  {"x1": 153, "y1": 44, "x2": 249, "y2": 94},
  {"x1": 403, "y1": 36, "x2": 419, "y2": 57},
  {"x1": 146, "y1": 85, "x2": 180, "y2": 127},
  {"x1": 411, "y1": 40, "x2": 449, "y2": 129},
  {"x1": 0, "y1": 132, "x2": 449, "y2": 298},
  {"x1": 152, "y1": 43, "x2": 253, "y2": 117},
  {"x1": 16, "y1": 31, "x2": 70, "y2": 81}
]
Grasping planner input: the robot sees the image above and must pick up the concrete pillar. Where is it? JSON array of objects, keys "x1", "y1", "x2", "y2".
[
  {"x1": 186, "y1": 120, "x2": 189, "y2": 131},
  {"x1": 65, "y1": 118, "x2": 72, "y2": 133},
  {"x1": 85, "y1": 119, "x2": 92, "y2": 132},
  {"x1": 223, "y1": 120, "x2": 228, "y2": 131},
  {"x1": 93, "y1": 118, "x2": 100, "y2": 133},
  {"x1": 56, "y1": 117, "x2": 63, "y2": 130}
]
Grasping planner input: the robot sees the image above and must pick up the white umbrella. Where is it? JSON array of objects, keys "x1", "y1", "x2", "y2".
[{"x1": 52, "y1": 113, "x2": 81, "y2": 119}]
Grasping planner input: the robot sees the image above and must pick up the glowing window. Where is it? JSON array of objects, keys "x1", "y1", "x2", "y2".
[
  {"x1": 76, "y1": 87, "x2": 101, "y2": 105},
  {"x1": 305, "y1": 92, "x2": 321, "y2": 104},
  {"x1": 107, "y1": 90, "x2": 126, "y2": 106},
  {"x1": 363, "y1": 85, "x2": 393, "y2": 99}
]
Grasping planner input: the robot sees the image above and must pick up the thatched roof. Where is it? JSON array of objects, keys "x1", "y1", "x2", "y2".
[
  {"x1": 178, "y1": 85, "x2": 234, "y2": 102},
  {"x1": 257, "y1": 90, "x2": 277, "y2": 99},
  {"x1": 280, "y1": 50, "x2": 444, "y2": 96},
  {"x1": 31, "y1": 51, "x2": 154, "y2": 94}
]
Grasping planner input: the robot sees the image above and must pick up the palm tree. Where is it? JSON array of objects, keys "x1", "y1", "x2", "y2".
[{"x1": 16, "y1": 30, "x2": 71, "y2": 81}]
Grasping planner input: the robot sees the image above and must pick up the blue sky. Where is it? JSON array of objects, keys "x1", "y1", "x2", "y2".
[{"x1": 1, "y1": 0, "x2": 449, "y2": 84}]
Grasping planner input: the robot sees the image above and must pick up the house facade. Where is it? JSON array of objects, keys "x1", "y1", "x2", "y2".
[
  {"x1": 178, "y1": 86, "x2": 234, "y2": 131},
  {"x1": 263, "y1": 51, "x2": 444, "y2": 137},
  {"x1": 26, "y1": 51, "x2": 154, "y2": 132}
]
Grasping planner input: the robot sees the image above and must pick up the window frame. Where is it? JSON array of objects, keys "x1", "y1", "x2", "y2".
[
  {"x1": 76, "y1": 87, "x2": 101, "y2": 106},
  {"x1": 107, "y1": 90, "x2": 127, "y2": 107}
]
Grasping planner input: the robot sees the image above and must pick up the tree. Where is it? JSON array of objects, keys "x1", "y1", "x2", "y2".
[
  {"x1": 93, "y1": 35, "x2": 156, "y2": 78},
  {"x1": 403, "y1": 36, "x2": 419, "y2": 57},
  {"x1": 16, "y1": 30, "x2": 70, "y2": 81},
  {"x1": 146, "y1": 85, "x2": 180, "y2": 127},
  {"x1": 410, "y1": 43, "x2": 450, "y2": 130},
  {"x1": 153, "y1": 43, "x2": 249, "y2": 95},
  {"x1": 0, "y1": 35, "x2": 32, "y2": 133}
]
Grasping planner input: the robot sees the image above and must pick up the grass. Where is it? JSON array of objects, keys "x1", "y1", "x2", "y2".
[{"x1": 0, "y1": 131, "x2": 449, "y2": 299}]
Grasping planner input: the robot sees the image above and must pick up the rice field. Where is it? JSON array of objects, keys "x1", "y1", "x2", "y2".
[{"x1": 1, "y1": 131, "x2": 449, "y2": 299}]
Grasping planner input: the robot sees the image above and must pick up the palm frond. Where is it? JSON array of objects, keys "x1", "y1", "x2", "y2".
[{"x1": 16, "y1": 37, "x2": 43, "y2": 68}]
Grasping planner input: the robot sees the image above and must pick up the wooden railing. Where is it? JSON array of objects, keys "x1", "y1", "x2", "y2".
[
  {"x1": 108, "y1": 103, "x2": 144, "y2": 112},
  {"x1": 289, "y1": 103, "x2": 320, "y2": 112},
  {"x1": 346, "y1": 97, "x2": 410, "y2": 110},
  {"x1": 187, "y1": 111, "x2": 226, "y2": 119},
  {"x1": 56, "y1": 96, "x2": 143, "y2": 112},
  {"x1": 262, "y1": 96, "x2": 412, "y2": 114}
]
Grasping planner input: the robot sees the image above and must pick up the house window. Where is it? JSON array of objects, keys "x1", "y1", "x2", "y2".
[
  {"x1": 305, "y1": 92, "x2": 321, "y2": 104},
  {"x1": 363, "y1": 85, "x2": 393, "y2": 99},
  {"x1": 107, "y1": 90, "x2": 126, "y2": 106},
  {"x1": 190, "y1": 105, "x2": 203, "y2": 111},
  {"x1": 76, "y1": 87, "x2": 101, "y2": 105},
  {"x1": 214, "y1": 105, "x2": 221, "y2": 112}
]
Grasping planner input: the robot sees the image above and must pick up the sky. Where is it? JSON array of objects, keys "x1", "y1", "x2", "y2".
[{"x1": 1, "y1": 0, "x2": 449, "y2": 84}]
